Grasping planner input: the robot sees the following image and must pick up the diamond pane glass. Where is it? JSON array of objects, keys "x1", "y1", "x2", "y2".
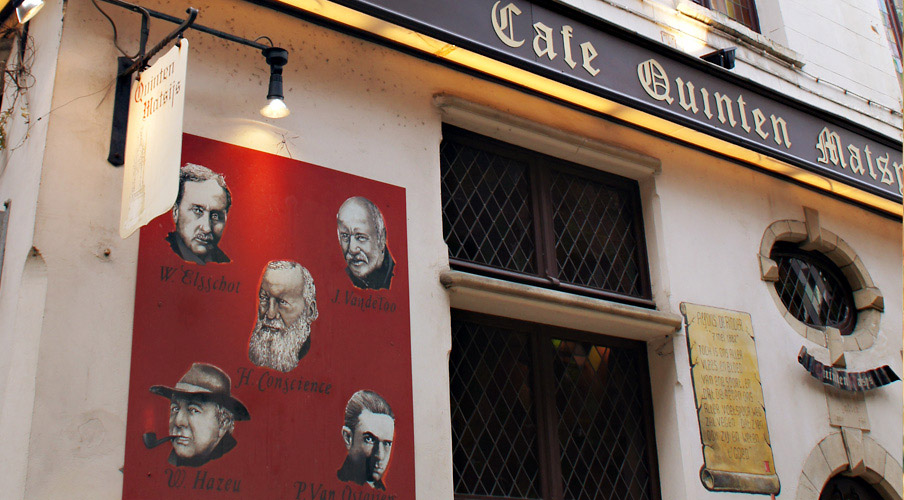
[
  {"x1": 549, "y1": 170, "x2": 642, "y2": 296},
  {"x1": 441, "y1": 138, "x2": 537, "y2": 273},
  {"x1": 450, "y1": 319, "x2": 542, "y2": 499},
  {"x1": 711, "y1": 0, "x2": 759, "y2": 31},
  {"x1": 552, "y1": 339, "x2": 653, "y2": 500},
  {"x1": 771, "y1": 243, "x2": 856, "y2": 335},
  {"x1": 819, "y1": 476, "x2": 885, "y2": 500}
]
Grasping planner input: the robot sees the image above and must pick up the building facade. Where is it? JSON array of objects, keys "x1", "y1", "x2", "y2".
[{"x1": 0, "y1": 0, "x2": 901, "y2": 499}]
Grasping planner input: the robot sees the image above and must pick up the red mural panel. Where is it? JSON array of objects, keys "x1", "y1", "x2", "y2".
[{"x1": 122, "y1": 134, "x2": 413, "y2": 500}]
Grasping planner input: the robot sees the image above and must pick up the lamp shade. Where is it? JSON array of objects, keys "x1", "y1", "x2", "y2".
[
  {"x1": 16, "y1": 0, "x2": 44, "y2": 23},
  {"x1": 260, "y1": 98, "x2": 290, "y2": 119},
  {"x1": 260, "y1": 47, "x2": 290, "y2": 119}
]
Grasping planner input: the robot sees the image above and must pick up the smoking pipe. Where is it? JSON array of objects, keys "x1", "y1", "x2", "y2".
[{"x1": 143, "y1": 432, "x2": 176, "y2": 449}]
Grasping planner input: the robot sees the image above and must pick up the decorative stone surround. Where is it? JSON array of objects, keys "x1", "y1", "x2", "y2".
[
  {"x1": 758, "y1": 207, "x2": 883, "y2": 352},
  {"x1": 795, "y1": 432, "x2": 903, "y2": 500}
]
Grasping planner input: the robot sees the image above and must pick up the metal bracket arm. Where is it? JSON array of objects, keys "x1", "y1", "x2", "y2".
[
  {"x1": 122, "y1": 7, "x2": 197, "y2": 78},
  {"x1": 100, "y1": 0, "x2": 285, "y2": 166},
  {"x1": 106, "y1": 6, "x2": 196, "y2": 166}
]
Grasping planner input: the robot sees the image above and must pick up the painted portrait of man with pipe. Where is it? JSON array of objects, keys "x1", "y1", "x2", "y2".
[{"x1": 145, "y1": 363, "x2": 251, "y2": 467}]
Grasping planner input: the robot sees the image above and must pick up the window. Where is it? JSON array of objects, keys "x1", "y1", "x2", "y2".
[
  {"x1": 819, "y1": 476, "x2": 884, "y2": 500},
  {"x1": 449, "y1": 312, "x2": 660, "y2": 500},
  {"x1": 440, "y1": 125, "x2": 652, "y2": 307},
  {"x1": 758, "y1": 213, "x2": 882, "y2": 351},
  {"x1": 770, "y1": 241, "x2": 856, "y2": 335},
  {"x1": 690, "y1": 0, "x2": 760, "y2": 32}
]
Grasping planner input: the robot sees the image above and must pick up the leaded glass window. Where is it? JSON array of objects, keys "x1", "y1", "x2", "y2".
[
  {"x1": 440, "y1": 125, "x2": 651, "y2": 307},
  {"x1": 771, "y1": 241, "x2": 856, "y2": 335},
  {"x1": 450, "y1": 312, "x2": 660, "y2": 500},
  {"x1": 691, "y1": 0, "x2": 760, "y2": 32}
]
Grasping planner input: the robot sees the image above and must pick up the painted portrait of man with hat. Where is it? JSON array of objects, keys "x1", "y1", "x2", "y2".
[{"x1": 149, "y1": 363, "x2": 250, "y2": 467}]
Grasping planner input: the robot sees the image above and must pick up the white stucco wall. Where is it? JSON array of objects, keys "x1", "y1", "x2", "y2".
[
  {"x1": 651, "y1": 138, "x2": 904, "y2": 500},
  {"x1": 774, "y1": 0, "x2": 901, "y2": 109},
  {"x1": 0, "y1": 1, "x2": 64, "y2": 498},
  {"x1": 10, "y1": 0, "x2": 902, "y2": 498}
]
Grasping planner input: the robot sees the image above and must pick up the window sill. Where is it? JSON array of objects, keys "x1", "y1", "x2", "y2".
[
  {"x1": 440, "y1": 270, "x2": 682, "y2": 342},
  {"x1": 675, "y1": 0, "x2": 805, "y2": 69}
]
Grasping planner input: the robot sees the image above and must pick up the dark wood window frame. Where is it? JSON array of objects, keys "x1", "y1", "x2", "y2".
[
  {"x1": 691, "y1": 0, "x2": 761, "y2": 32},
  {"x1": 819, "y1": 475, "x2": 885, "y2": 500},
  {"x1": 450, "y1": 310, "x2": 662, "y2": 500},
  {"x1": 441, "y1": 124, "x2": 653, "y2": 308}
]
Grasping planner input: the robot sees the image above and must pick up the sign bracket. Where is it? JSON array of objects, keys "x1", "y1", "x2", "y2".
[
  {"x1": 98, "y1": 0, "x2": 283, "y2": 166},
  {"x1": 103, "y1": 2, "x2": 197, "y2": 166}
]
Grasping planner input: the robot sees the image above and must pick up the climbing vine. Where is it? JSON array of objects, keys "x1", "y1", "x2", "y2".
[{"x1": 0, "y1": 26, "x2": 35, "y2": 152}]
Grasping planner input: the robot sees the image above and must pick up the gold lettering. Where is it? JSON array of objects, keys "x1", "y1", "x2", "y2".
[
  {"x1": 714, "y1": 92, "x2": 737, "y2": 127},
  {"x1": 532, "y1": 22, "x2": 557, "y2": 60},
  {"x1": 847, "y1": 145, "x2": 864, "y2": 174},
  {"x1": 876, "y1": 153, "x2": 894, "y2": 185},
  {"x1": 816, "y1": 127, "x2": 846, "y2": 168},
  {"x1": 894, "y1": 161, "x2": 904, "y2": 195},
  {"x1": 491, "y1": 2, "x2": 524, "y2": 48},
  {"x1": 865, "y1": 146, "x2": 877, "y2": 180},
  {"x1": 737, "y1": 95, "x2": 751, "y2": 132},
  {"x1": 561, "y1": 25, "x2": 576, "y2": 69},
  {"x1": 637, "y1": 59, "x2": 672, "y2": 103},
  {"x1": 700, "y1": 87, "x2": 713, "y2": 119},
  {"x1": 675, "y1": 77, "x2": 698, "y2": 114},
  {"x1": 580, "y1": 41, "x2": 599, "y2": 76},
  {"x1": 752, "y1": 109, "x2": 769, "y2": 141},
  {"x1": 770, "y1": 115, "x2": 791, "y2": 148}
]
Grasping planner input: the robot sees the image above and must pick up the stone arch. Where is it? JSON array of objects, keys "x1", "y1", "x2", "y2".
[
  {"x1": 1, "y1": 247, "x2": 48, "y2": 500},
  {"x1": 795, "y1": 432, "x2": 902, "y2": 500},
  {"x1": 758, "y1": 208, "x2": 883, "y2": 352}
]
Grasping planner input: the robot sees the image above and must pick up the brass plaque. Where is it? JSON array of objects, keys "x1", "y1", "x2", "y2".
[{"x1": 680, "y1": 303, "x2": 780, "y2": 495}]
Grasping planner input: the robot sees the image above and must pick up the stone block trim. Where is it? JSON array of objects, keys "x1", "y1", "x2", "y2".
[
  {"x1": 758, "y1": 209, "x2": 883, "y2": 352},
  {"x1": 817, "y1": 432, "x2": 849, "y2": 477},
  {"x1": 826, "y1": 328, "x2": 845, "y2": 368},
  {"x1": 841, "y1": 427, "x2": 866, "y2": 476},
  {"x1": 759, "y1": 254, "x2": 779, "y2": 282},
  {"x1": 879, "y1": 453, "x2": 903, "y2": 500},
  {"x1": 862, "y1": 436, "x2": 887, "y2": 484},
  {"x1": 854, "y1": 287, "x2": 885, "y2": 312},
  {"x1": 796, "y1": 433, "x2": 902, "y2": 500}
]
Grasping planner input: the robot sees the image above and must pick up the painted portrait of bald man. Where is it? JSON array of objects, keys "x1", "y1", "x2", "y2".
[{"x1": 336, "y1": 197, "x2": 395, "y2": 290}]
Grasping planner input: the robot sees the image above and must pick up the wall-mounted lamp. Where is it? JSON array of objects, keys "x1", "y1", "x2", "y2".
[
  {"x1": 96, "y1": 0, "x2": 291, "y2": 164},
  {"x1": 261, "y1": 47, "x2": 289, "y2": 119},
  {"x1": 700, "y1": 47, "x2": 736, "y2": 70},
  {"x1": 15, "y1": 0, "x2": 44, "y2": 23},
  {"x1": 0, "y1": 0, "x2": 44, "y2": 25}
]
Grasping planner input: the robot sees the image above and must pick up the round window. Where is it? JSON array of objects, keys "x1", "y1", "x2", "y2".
[
  {"x1": 819, "y1": 475, "x2": 883, "y2": 500},
  {"x1": 770, "y1": 241, "x2": 856, "y2": 335}
]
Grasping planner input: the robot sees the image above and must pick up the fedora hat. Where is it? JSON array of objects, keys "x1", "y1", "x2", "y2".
[{"x1": 150, "y1": 363, "x2": 250, "y2": 421}]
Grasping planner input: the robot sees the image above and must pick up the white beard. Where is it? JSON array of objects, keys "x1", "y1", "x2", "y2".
[{"x1": 248, "y1": 317, "x2": 311, "y2": 372}]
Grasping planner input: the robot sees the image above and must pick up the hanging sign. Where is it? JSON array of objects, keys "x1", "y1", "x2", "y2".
[
  {"x1": 680, "y1": 303, "x2": 780, "y2": 495},
  {"x1": 798, "y1": 347, "x2": 900, "y2": 391},
  {"x1": 120, "y1": 40, "x2": 189, "y2": 239},
  {"x1": 121, "y1": 134, "x2": 414, "y2": 499}
]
